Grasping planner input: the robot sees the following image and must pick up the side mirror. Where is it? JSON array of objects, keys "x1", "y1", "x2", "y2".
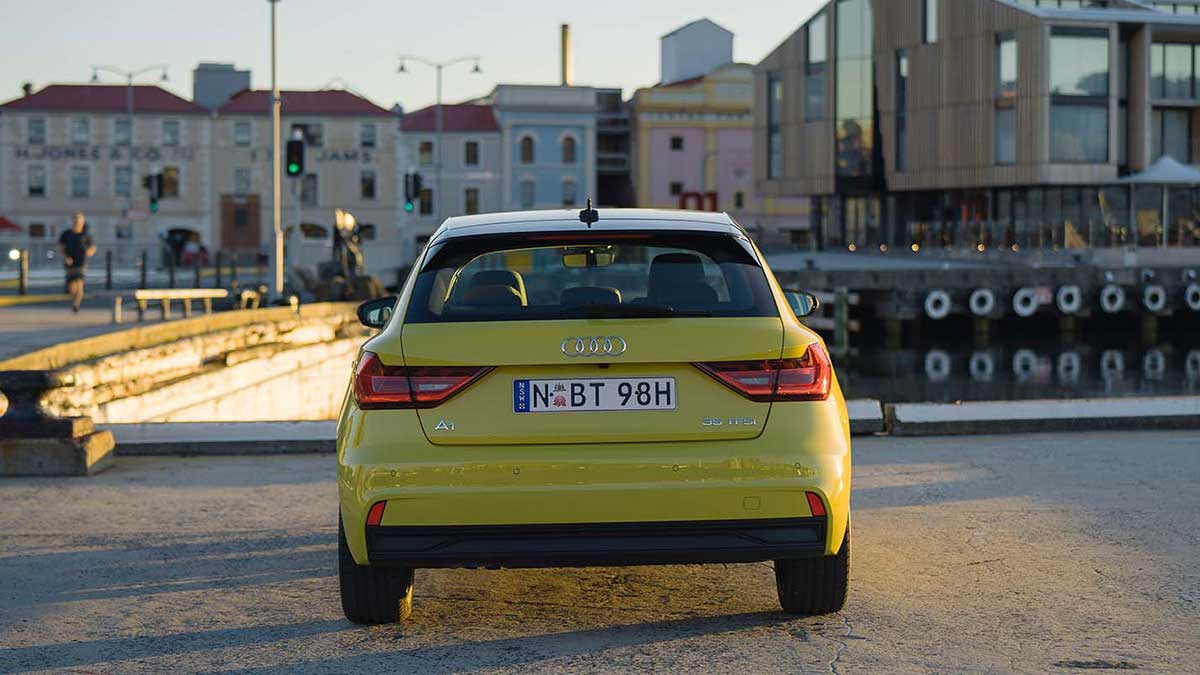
[
  {"x1": 356, "y1": 296, "x2": 397, "y2": 328},
  {"x1": 784, "y1": 290, "x2": 820, "y2": 318}
]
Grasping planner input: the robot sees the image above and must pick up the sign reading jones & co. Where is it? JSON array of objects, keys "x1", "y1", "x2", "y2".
[{"x1": 13, "y1": 145, "x2": 196, "y2": 162}]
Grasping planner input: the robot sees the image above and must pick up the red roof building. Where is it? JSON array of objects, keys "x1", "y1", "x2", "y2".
[
  {"x1": 0, "y1": 84, "x2": 207, "y2": 114},
  {"x1": 400, "y1": 104, "x2": 498, "y2": 132},
  {"x1": 217, "y1": 89, "x2": 392, "y2": 117}
]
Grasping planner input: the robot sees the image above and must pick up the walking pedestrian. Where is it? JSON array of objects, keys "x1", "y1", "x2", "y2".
[{"x1": 58, "y1": 211, "x2": 95, "y2": 314}]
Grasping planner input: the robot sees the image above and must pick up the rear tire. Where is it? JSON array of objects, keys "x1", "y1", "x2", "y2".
[
  {"x1": 775, "y1": 526, "x2": 849, "y2": 615},
  {"x1": 338, "y1": 516, "x2": 414, "y2": 624}
]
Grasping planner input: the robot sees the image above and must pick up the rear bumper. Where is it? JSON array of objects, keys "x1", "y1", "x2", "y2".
[{"x1": 365, "y1": 517, "x2": 827, "y2": 568}]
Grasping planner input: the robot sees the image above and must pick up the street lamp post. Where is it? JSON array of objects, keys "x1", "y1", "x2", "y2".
[
  {"x1": 268, "y1": 0, "x2": 284, "y2": 298},
  {"x1": 90, "y1": 64, "x2": 168, "y2": 231},
  {"x1": 397, "y1": 56, "x2": 481, "y2": 221}
]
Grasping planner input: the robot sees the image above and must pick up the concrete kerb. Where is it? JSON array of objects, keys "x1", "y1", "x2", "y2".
[{"x1": 885, "y1": 396, "x2": 1200, "y2": 436}]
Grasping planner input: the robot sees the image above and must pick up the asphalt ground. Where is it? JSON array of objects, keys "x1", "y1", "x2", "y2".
[{"x1": 0, "y1": 431, "x2": 1197, "y2": 674}]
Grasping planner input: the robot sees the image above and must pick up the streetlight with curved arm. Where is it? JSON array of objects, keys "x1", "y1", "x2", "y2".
[{"x1": 90, "y1": 64, "x2": 169, "y2": 225}]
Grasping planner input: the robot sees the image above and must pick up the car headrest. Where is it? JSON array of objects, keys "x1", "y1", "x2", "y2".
[
  {"x1": 561, "y1": 286, "x2": 623, "y2": 306},
  {"x1": 468, "y1": 269, "x2": 527, "y2": 305},
  {"x1": 461, "y1": 284, "x2": 525, "y2": 308},
  {"x1": 647, "y1": 253, "x2": 710, "y2": 298}
]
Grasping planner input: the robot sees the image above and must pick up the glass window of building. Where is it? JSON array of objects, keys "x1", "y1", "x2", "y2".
[
  {"x1": 27, "y1": 118, "x2": 46, "y2": 145},
  {"x1": 291, "y1": 123, "x2": 323, "y2": 147},
  {"x1": 464, "y1": 140, "x2": 480, "y2": 166},
  {"x1": 1050, "y1": 28, "x2": 1109, "y2": 163},
  {"x1": 360, "y1": 123, "x2": 377, "y2": 148},
  {"x1": 670, "y1": 136, "x2": 684, "y2": 150},
  {"x1": 70, "y1": 166, "x2": 90, "y2": 198},
  {"x1": 234, "y1": 168, "x2": 251, "y2": 195},
  {"x1": 161, "y1": 167, "x2": 180, "y2": 197},
  {"x1": 669, "y1": 181, "x2": 684, "y2": 196},
  {"x1": 808, "y1": 12, "x2": 827, "y2": 65},
  {"x1": 419, "y1": 187, "x2": 433, "y2": 215},
  {"x1": 27, "y1": 166, "x2": 46, "y2": 197},
  {"x1": 995, "y1": 108, "x2": 1017, "y2": 165},
  {"x1": 896, "y1": 50, "x2": 908, "y2": 172},
  {"x1": 735, "y1": 191, "x2": 746, "y2": 209},
  {"x1": 562, "y1": 136, "x2": 577, "y2": 164},
  {"x1": 836, "y1": 0, "x2": 875, "y2": 177},
  {"x1": 995, "y1": 33, "x2": 1017, "y2": 165},
  {"x1": 519, "y1": 179, "x2": 535, "y2": 208},
  {"x1": 1152, "y1": 108, "x2": 1192, "y2": 162},
  {"x1": 464, "y1": 187, "x2": 480, "y2": 215},
  {"x1": 234, "y1": 121, "x2": 253, "y2": 147},
  {"x1": 924, "y1": 0, "x2": 938, "y2": 44},
  {"x1": 562, "y1": 179, "x2": 578, "y2": 206},
  {"x1": 162, "y1": 120, "x2": 180, "y2": 147},
  {"x1": 997, "y1": 34, "x2": 1017, "y2": 98},
  {"x1": 520, "y1": 136, "x2": 535, "y2": 163},
  {"x1": 115, "y1": 166, "x2": 131, "y2": 197},
  {"x1": 806, "y1": 13, "x2": 828, "y2": 121},
  {"x1": 113, "y1": 119, "x2": 131, "y2": 146},
  {"x1": 768, "y1": 73, "x2": 784, "y2": 177},
  {"x1": 361, "y1": 169, "x2": 377, "y2": 199},
  {"x1": 71, "y1": 118, "x2": 90, "y2": 145},
  {"x1": 301, "y1": 174, "x2": 319, "y2": 207},
  {"x1": 419, "y1": 140, "x2": 434, "y2": 165}
]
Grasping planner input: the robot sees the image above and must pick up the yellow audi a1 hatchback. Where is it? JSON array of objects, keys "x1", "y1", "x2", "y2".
[{"x1": 336, "y1": 207, "x2": 851, "y2": 623}]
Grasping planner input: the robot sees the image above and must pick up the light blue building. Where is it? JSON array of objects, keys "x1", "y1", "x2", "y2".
[{"x1": 491, "y1": 85, "x2": 597, "y2": 211}]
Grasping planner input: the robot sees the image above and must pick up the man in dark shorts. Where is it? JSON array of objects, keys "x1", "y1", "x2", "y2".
[{"x1": 57, "y1": 211, "x2": 96, "y2": 313}]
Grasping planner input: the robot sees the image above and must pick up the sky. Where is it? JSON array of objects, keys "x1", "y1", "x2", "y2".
[{"x1": 0, "y1": 0, "x2": 825, "y2": 112}]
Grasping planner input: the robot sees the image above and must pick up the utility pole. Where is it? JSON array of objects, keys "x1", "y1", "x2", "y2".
[
  {"x1": 269, "y1": 0, "x2": 284, "y2": 298},
  {"x1": 91, "y1": 64, "x2": 168, "y2": 235},
  {"x1": 398, "y1": 55, "x2": 481, "y2": 221}
]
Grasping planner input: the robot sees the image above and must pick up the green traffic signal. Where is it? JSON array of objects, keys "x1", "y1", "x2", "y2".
[
  {"x1": 404, "y1": 201, "x2": 414, "y2": 213},
  {"x1": 149, "y1": 199, "x2": 159, "y2": 213},
  {"x1": 287, "y1": 162, "x2": 300, "y2": 175}
]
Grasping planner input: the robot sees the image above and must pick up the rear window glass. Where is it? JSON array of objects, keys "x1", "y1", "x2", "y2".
[{"x1": 404, "y1": 231, "x2": 778, "y2": 323}]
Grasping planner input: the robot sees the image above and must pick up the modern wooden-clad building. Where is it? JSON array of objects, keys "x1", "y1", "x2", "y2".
[{"x1": 755, "y1": 0, "x2": 1200, "y2": 252}]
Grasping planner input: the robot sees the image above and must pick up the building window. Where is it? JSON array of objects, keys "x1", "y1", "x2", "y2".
[
  {"x1": 519, "y1": 179, "x2": 535, "y2": 208},
  {"x1": 896, "y1": 50, "x2": 908, "y2": 172},
  {"x1": 234, "y1": 168, "x2": 251, "y2": 195},
  {"x1": 806, "y1": 12, "x2": 828, "y2": 121},
  {"x1": 291, "y1": 123, "x2": 324, "y2": 147},
  {"x1": 1050, "y1": 28, "x2": 1109, "y2": 163},
  {"x1": 464, "y1": 140, "x2": 480, "y2": 166},
  {"x1": 669, "y1": 181, "x2": 684, "y2": 196},
  {"x1": 768, "y1": 72, "x2": 783, "y2": 178},
  {"x1": 735, "y1": 191, "x2": 746, "y2": 209},
  {"x1": 464, "y1": 187, "x2": 480, "y2": 215},
  {"x1": 358, "y1": 223, "x2": 376, "y2": 240},
  {"x1": 419, "y1": 187, "x2": 433, "y2": 215},
  {"x1": 113, "y1": 119, "x2": 131, "y2": 146},
  {"x1": 234, "y1": 121, "x2": 252, "y2": 147},
  {"x1": 1153, "y1": 108, "x2": 1192, "y2": 162},
  {"x1": 361, "y1": 169, "x2": 377, "y2": 200},
  {"x1": 27, "y1": 118, "x2": 45, "y2": 145},
  {"x1": 27, "y1": 166, "x2": 46, "y2": 197},
  {"x1": 562, "y1": 179, "x2": 578, "y2": 206},
  {"x1": 71, "y1": 118, "x2": 90, "y2": 145},
  {"x1": 1151, "y1": 43, "x2": 1197, "y2": 99},
  {"x1": 670, "y1": 136, "x2": 684, "y2": 151},
  {"x1": 115, "y1": 166, "x2": 132, "y2": 197},
  {"x1": 162, "y1": 120, "x2": 180, "y2": 146},
  {"x1": 923, "y1": 0, "x2": 937, "y2": 44},
  {"x1": 71, "y1": 166, "x2": 90, "y2": 198},
  {"x1": 562, "y1": 136, "x2": 577, "y2": 164},
  {"x1": 520, "y1": 136, "x2": 536, "y2": 163},
  {"x1": 360, "y1": 123, "x2": 377, "y2": 148},
  {"x1": 419, "y1": 140, "x2": 434, "y2": 166},
  {"x1": 161, "y1": 167, "x2": 180, "y2": 197},
  {"x1": 836, "y1": 0, "x2": 875, "y2": 177},
  {"x1": 301, "y1": 174, "x2": 318, "y2": 207},
  {"x1": 29, "y1": 223, "x2": 47, "y2": 239},
  {"x1": 995, "y1": 33, "x2": 1017, "y2": 165}
]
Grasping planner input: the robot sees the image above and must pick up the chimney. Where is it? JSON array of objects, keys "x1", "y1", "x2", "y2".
[
  {"x1": 560, "y1": 23, "x2": 573, "y2": 87},
  {"x1": 21, "y1": 82, "x2": 33, "y2": 97}
]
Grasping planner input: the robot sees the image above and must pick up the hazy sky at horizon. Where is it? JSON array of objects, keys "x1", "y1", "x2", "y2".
[{"x1": 0, "y1": 0, "x2": 825, "y2": 111}]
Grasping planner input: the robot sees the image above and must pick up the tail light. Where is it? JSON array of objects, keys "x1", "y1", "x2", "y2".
[
  {"x1": 695, "y1": 343, "x2": 831, "y2": 402},
  {"x1": 354, "y1": 351, "x2": 491, "y2": 409}
]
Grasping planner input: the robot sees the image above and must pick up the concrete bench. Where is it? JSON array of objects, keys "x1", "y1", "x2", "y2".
[{"x1": 115, "y1": 289, "x2": 231, "y2": 323}]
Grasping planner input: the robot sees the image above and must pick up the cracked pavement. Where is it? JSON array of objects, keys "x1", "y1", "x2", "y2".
[{"x1": 0, "y1": 431, "x2": 1197, "y2": 673}]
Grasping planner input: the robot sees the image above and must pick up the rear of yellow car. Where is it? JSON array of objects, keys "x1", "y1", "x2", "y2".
[{"x1": 337, "y1": 215, "x2": 851, "y2": 623}]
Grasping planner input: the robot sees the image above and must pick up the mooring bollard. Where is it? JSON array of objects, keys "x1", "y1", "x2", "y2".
[
  {"x1": 139, "y1": 251, "x2": 148, "y2": 289},
  {"x1": 0, "y1": 370, "x2": 115, "y2": 476},
  {"x1": 168, "y1": 255, "x2": 176, "y2": 289},
  {"x1": 230, "y1": 255, "x2": 239, "y2": 289},
  {"x1": 214, "y1": 251, "x2": 223, "y2": 288},
  {"x1": 193, "y1": 260, "x2": 201, "y2": 288},
  {"x1": 18, "y1": 249, "x2": 29, "y2": 296},
  {"x1": 104, "y1": 251, "x2": 113, "y2": 291},
  {"x1": 834, "y1": 286, "x2": 850, "y2": 356}
]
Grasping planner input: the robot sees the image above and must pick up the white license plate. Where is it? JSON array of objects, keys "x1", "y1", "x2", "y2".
[{"x1": 513, "y1": 377, "x2": 676, "y2": 413}]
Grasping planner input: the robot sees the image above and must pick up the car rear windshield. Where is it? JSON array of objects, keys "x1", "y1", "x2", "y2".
[{"x1": 404, "y1": 231, "x2": 779, "y2": 323}]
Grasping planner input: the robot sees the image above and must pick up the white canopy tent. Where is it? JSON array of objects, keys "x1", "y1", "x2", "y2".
[{"x1": 1116, "y1": 156, "x2": 1200, "y2": 247}]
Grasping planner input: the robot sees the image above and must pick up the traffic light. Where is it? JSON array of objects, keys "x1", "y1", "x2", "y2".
[
  {"x1": 404, "y1": 172, "x2": 423, "y2": 213},
  {"x1": 142, "y1": 173, "x2": 162, "y2": 213},
  {"x1": 286, "y1": 139, "x2": 305, "y2": 177}
]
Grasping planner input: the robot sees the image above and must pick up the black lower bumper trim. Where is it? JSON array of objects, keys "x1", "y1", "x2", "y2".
[{"x1": 366, "y1": 517, "x2": 826, "y2": 568}]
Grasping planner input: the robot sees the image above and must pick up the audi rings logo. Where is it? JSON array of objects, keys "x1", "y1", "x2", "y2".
[{"x1": 561, "y1": 336, "x2": 627, "y2": 357}]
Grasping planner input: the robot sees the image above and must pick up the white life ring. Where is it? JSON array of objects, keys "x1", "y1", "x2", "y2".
[
  {"x1": 1012, "y1": 287, "x2": 1039, "y2": 318},
  {"x1": 1143, "y1": 350, "x2": 1166, "y2": 381},
  {"x1": 924, "y1": 290, "x2": 952, "y2": 321},
  {"x1": 1186, "y1": 350, "x2": 1200, "y2": 381},
  {"x1": 1056, "y1": 285, "x2": 1083, "y2": 315},
  {"x1": 1185, "y1": 283, "x2": 1200, "y2": 312},
  {"x1": 1057, "y1": 351, "x2": 1081, "y2": 384},
  {"x1": 1099, "y1": 285, "x2": 1126, "y2": 314},
  {"x1": 969, "y1": 351, "x2": 995, "y2": 382},
  {"x1": 924, "y1": 349, "x2": 952, "y2": 382},
  {"x1": 968, "y1": 289, "x2": 996, "y2": 317},
  {"x1": 1100, "y1": 349, "x2": 1126, "y2": 380},
  {"x1": 1143, "y1": 285, "x2": 1168, "y2": 313},
  {"x1": 1012, "y1": 349, "x2": 1038, "y2": 380}
]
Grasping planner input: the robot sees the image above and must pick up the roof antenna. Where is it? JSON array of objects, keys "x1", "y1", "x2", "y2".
[{"x1": 578, "y1": 198, "x2": 599, "y2": 228}]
